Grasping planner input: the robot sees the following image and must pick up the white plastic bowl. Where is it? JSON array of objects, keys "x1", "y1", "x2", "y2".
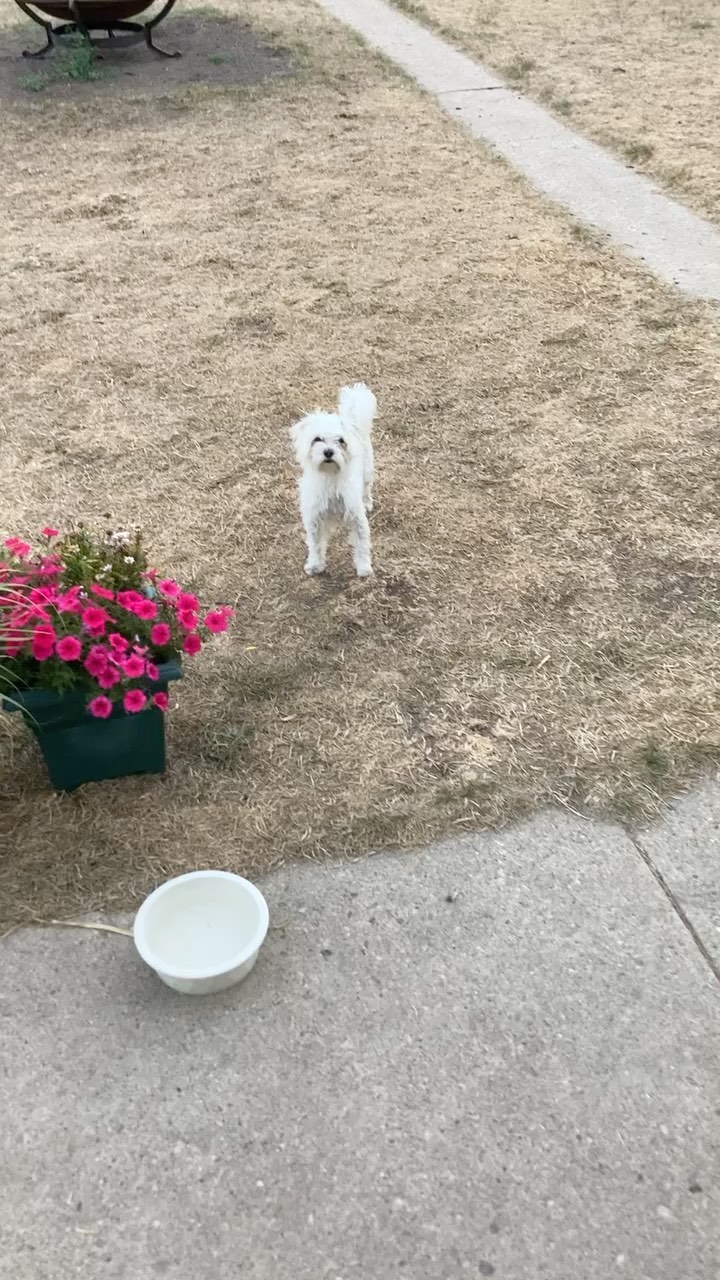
[{"x1": 133, "y1": 871, "x2": 269, "y2": 995}]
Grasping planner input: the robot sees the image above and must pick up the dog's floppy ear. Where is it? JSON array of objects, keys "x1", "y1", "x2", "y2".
[{"x1": 289, "y1": 416, "x2": 312, "y2": 465}]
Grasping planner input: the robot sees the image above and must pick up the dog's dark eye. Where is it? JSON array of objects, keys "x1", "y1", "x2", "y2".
[
  {"x1": 338, "y1": 437, "x2": 346, "y2": 446},
  {"x1": 312, "y1": 437, "x2": 322, "y2": 445}
]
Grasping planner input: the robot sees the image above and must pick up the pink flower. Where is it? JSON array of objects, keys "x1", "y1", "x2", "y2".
[
  {"x1": 57, "y1": 589, "x2": 82, "y2": 614},
  {"x1": 31, "y1": 624, "x2": 56, "y2": 662},
  {"x1": 108, "y1": 632, "x2": 129, "y2": 653},
  {"x1": 32, "y1": 643, "x2": 55, "y2": 662},
  {"x1": 122, "y1": 654, "x2": 146, "y2": 679},
  {"x1": 88, "y1": 696, "x2": 113, "y2": 719},
  {"x1": 85, "y1": 645, "x2": 110, "y2": 678},
  {"x1": 124, "y1": 689, "x2": 147, "y2": 714},
  {"x1": 35, "y1": 591, "x2": 59, "y2": 609},
  {"x1": 29, "y1": 584, "x2": 57, "y2": 605},
  {"x1": 97, "y1": 666, "x2": 122, "y2": 689},
  {"x1": 178, "y1": 591, "x2": 200, "y2": 612},
  {"x1": 56, "y1": 635, "x2": 83, "y2": 662},
  {"x1": 178, "y1": 609, "x2": 199, "y2": 632},
  {"x1": 83, "y1": 605, "x2": 109, "y2": 637},
  {"x1": 39, "y1": 557, "x2": 63, "y2": 576},
  {"x1": 5, "y1": 538, "x2": 31, "y2": 560},
  {"x1": 158, "y1": 578, "x2": 181, "y2": 598},
  {"x1": 117, "y1": 590, "x2": 144, "y2": 611},
  {"x1": 145, "y1": 662, "x2": 159, "y2": 682},
  {"x1": 42, "y1": 527, "x2": 59, "y2": 538},
  {"x1": 183, "y1": 632, "x2": 202, "y2": 656},
  {"x1": 150, "y1": 622, "x2": 171, "y2": 647},
  {"x1": 134, "y1": 598, "x2": 158, "y2": 621},
  {"x1": 19, "y1": 601, "x2": 52, "y2": 625},
  {"x1": 90, "y1": 583, "x2": 115, "y2": 601},
  {"x1": 204, "y1": 610, "x2": 229, "y2": 634},
  {"x1": 153, "y1": 691, "x2": 169, "y2": 711}
]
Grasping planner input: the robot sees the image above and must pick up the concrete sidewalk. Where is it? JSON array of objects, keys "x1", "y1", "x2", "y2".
[{"x1": 3, "y1": 801, "x2": 719, "y2": 1279}]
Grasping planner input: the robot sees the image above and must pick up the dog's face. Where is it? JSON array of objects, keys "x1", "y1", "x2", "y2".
[{"x1": 291, "y1": 412, "x2": 354, "y2": 474}]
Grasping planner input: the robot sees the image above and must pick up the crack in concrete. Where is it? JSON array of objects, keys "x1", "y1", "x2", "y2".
[{"x1": 629, "y1": 832, "x2": 720, "y2": 986}]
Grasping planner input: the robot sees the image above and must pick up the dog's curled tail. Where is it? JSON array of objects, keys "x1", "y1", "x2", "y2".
[{"x1": 338, "y1": 383, "x2": 377, "y2": 439}]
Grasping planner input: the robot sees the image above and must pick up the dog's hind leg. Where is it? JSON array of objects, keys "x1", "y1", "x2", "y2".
[
  {"x1": 347, "y1": 510, "x2": 372, "y2": 577},
  {"x1": 363, "y1": 440, "x2": 375, "y2": 513},
  {"x1": 304, "y1": 517, "x2": 328, "y2": 576}
]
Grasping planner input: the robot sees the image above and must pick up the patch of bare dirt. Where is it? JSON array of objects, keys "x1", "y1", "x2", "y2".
[{"x1": 0, "y1": 4, "x2": 292, "y2": 100}]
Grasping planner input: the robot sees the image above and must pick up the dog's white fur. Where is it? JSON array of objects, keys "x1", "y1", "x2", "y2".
[{"x1": 290, "y1": 383, "x2": 377, "y2": 577}]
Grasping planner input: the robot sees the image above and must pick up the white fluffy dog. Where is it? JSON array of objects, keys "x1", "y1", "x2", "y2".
[{"x1": 290, "y1": 383, "x2": 377, "y2": 577}]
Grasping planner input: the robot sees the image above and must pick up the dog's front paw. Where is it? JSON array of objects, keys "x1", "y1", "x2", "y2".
[
  {"x1": 355, "y1": 562, "x2": 373, "y2": 578},
  {"x1": 304, "y1": 560, "x2": 325, "y2": 576}
]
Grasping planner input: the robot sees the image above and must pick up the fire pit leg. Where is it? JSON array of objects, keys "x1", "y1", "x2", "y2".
[
  {"x1": 143, "y1": 0, "x2": 180, "y2": 58},
  {"x1": 67, "y1": 0, "x2": 92, "y2": 43},
  {"x1": 14, "y1": 0, "x2": 57, "y2": 57}
]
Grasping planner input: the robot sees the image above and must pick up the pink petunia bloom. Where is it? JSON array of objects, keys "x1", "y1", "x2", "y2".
[
  {"x1": 88, "y1": 696, "x2": 113, "y2": 719},
  {"x1": 145, "y1": 662, "x2": 160, "y2": 682},
  {"x1": 150, "y1": 622, "x2": 171, "y2": 647},
  {"x1": 177, "y1": 609, "x2": 199, "y2": 632},
  {"x1": 158, "y1": 579, "x2": 181, "y2": 598},
  {"x1": 90, "y1": 583, "x2": 115, "y2": 601},
  {"x1": 39, "y1": 556, "x2": 64, "y2": 576},
  {"x1": 122, "y1": 654, "x2": 146, "y2": 679},
  {"x1": 42, "y1": 527, "x2": 59, "y2": 538},
  {"x1": 116, "y1": 590, "x2": 144, "y2": 611},
  {"x1": 153, "y1": 691, "x2": 169, "y2": 711},
  {"x1": 108, "y1": 632, "x2": 130, "y2": 653},
  {"x1": 31, "y1": 620, "x2": 56, "y2": 639},
  {"x1": 83, "y1": 605, "x2": 110, "y2": 637},
  {"x1": 56, "y1": 635, "x2": 83, "y2": 662},
  {"x1": 5, "y1": 538, "x2": 31, "y2": 559},
  {"x1": 124, "y1": 689, "x2": 147, "y2": 714},
  {"x1": 33, "y1": 645, "x2": 55, "y2": 662},
  {"x1": 183, "y1": 632, "x2": 202, "y2": 656},
  {"x1": 204, "y1": 610, "x2": 229, "y2": 634},
  {"x1": 29, "y1": 584, "x2": 57, "y2": 606},
  {"x1": 134, "y1": 598, "x2": 158, "y2": 621},
  {"x1": 16, "y1": 602, "x2": 52, "y2": 627},
  {"x1": 31, "y1": 624, "x2": 56, "y2": 662},
  {"x1": 85, "y1": 645, "x2": 110, "y2": 678},
  {"x1": 97, "y1": 666, "x2": 122, "y2": 690},
  {"x1": 57, "y1": 589, "x2": 83, "y2": 614},
  {"x1": 178, "y1": 592, "x2": 200, "y2": 612}
]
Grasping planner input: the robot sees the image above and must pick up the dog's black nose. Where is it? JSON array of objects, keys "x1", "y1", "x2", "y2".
[{"x1": 323, "y1": 448, "x2": 334, "y2": 460}]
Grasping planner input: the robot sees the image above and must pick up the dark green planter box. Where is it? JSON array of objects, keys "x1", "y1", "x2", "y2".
[{"x1": 4, "y1": 661, "x2": 182, "y2": 792}]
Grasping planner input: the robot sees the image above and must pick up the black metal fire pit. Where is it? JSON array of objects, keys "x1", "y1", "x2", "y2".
[{"x1": 13, "y1": 0, "x2": 181, "y2": 59}]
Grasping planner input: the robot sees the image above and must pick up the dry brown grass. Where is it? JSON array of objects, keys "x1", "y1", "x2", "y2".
[
  {"x1": 392, "y1": 0, "x2": 720, "y2": 225},
  {"x1": 2, "y1": 0, "x2": 720, "y2": 926}
]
